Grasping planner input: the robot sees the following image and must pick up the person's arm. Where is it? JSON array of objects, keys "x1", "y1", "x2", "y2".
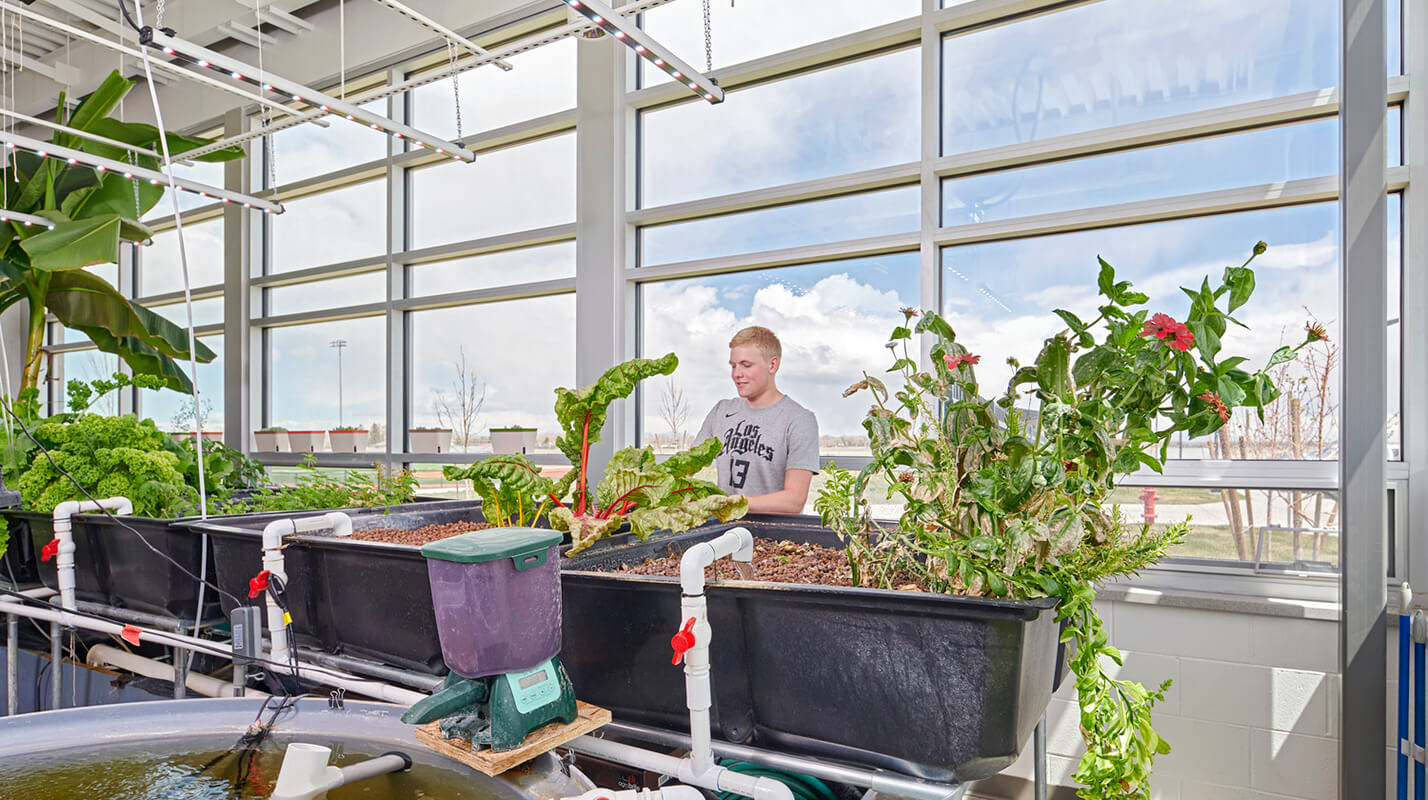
[{"x1": 745, "y1": 468, "x2": 814, "y2": 513}]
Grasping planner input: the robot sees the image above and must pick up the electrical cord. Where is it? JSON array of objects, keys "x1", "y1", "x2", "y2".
[{"x1": 0, "y1": 392, "x2": 242, "y2": 609}]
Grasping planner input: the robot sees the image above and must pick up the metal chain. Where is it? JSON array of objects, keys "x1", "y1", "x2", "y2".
[
  {"x1": 156, "y1": 0, "x2": 166, "y2": 29},
  {"x1": 130, "y1": 153, "x2": 141, "y2": 218},
  {"x1": 448, "y1": 42, "x2": 464, "y2": 140},
  {"x1": 702, "y1": 0, "x2": 712, "y2": 73}
]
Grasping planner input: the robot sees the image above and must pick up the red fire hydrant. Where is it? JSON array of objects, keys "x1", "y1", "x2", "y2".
[{"x1": 1140, "y1": 487, "x2": 1158, "y2": 525}]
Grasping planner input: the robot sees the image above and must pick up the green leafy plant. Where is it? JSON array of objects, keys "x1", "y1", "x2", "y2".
[
  {"x1": 258, "y1": 426, "x2": 288, "y2": 433},
  {"x1": 818, "y1": 244, "x2": 1321, "y2": 799},
  {"x1": 330, "y1": 427, "x2": 367, "y2": 432},
  {"x1": 490, "y1": 426, "x2": 537, "y2": 432},
  {"x1": 0, "y1": 70, "x2": 243, "y2": 394},
  {"x1": 65, "y1": 372, "x2": 167, "y2": 413},
  {"x1": 443, "y1": 454, "x2": 559, "y2": 528},
  {"x1": 166, "y1": 436, "x2": 268, "y2": 504},
  {"x1": 217, "y1": 456, "x2": 418, "y2": 514},
  {"x1": 546, "y1": 353, "x2": 747, "y2": 554}
]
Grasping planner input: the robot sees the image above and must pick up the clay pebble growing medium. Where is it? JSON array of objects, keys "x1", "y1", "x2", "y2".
[
  {"x1": 615, "y1": 538, "x2": 864, "y2": 587},
  {"x1": 350, "y1": 521, "x2": 494, "y2": 547}
]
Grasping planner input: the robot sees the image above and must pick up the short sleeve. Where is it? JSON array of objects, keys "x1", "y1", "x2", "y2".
[
  {"x1": 785, "y1": 410, "x2": 820, "y2": 474},
  {"x1": 694, "y1": 403, "x2": 718, "y2": 445}
]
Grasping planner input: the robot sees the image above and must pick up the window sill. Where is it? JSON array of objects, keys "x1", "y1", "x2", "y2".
[{"x1": 1097, "y1": 581, "x2": 1339, "y2": 621}]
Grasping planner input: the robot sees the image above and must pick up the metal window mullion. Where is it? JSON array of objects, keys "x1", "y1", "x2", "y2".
[
  {"x1": 221, "y1": 108, "x2": 252, "y2": 452},
  {"x1": 1400, "y1": 0, "x2": 1428, "y2": 607},
  {"x1": 394, "y1": 278, "x2": 577, "y2": 313},
  {"x1": 1338, "y1": 0, "x2": 1389, "y2": 794},
  {"x1": 388, "y1": 67, "x2": 407, "y2": 463},
  {"x1": 397, "y1": 222, "x2": 578, "y2": 267},
  {"x1": 250, "y1": 257, "x2": 389, "y2": 289},
  {"x1": 919, "y1": 0, "x2": 940, "y2": 373},
  {"x1": 251, "y1": 303, "x2": 390, "y2": 329},
  {"x1": 630, "y1": 233, "x2": 922, "y2": 283}
]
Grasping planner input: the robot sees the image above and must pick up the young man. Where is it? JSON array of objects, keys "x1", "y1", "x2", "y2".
[{"x1": 694, "y1": 326, "x2": 819, "y2": 514}]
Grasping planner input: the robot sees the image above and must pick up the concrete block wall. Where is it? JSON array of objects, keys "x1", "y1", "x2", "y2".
[{"x1": 970, "y1": 597, "x2": 1342, "y2": 800}]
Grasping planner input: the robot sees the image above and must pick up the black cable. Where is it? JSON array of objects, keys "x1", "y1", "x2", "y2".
[
  {"x1": 114, "y1": 0, "x2": 142, "y2": 34},
  {"x1": 0, "y1": 392, "x2": 243, "y2": 608}
]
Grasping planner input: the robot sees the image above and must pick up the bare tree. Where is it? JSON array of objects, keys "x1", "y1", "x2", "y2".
[
  {"x1": 659, "y1": 379, "x2": 690, "y2": 451},
  {"x1": 432, "y1": 347, "x2": 487, "y2": 453}
]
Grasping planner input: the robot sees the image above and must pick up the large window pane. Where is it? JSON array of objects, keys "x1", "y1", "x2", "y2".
[
  {"x1": 267, "y1": 98, "x2": 389, "y2": 186},
  {"x1": 640, "y1": 253, "x2": 919, "y2": 454},
  {"x1": 150, "y1": 296, "x2": 224, "y2": 328},
  {"x1": 642, "y1": 187, "x2": 919, "y2": 267},
  {"x1": 942, "y1": 0, "x2": 1337, "y2": 155},
  {"x1": 266, "y1": 272, "x2": 387, "y2": 316},
  {"x1": 407, "y1": 295, "x2": 574, "y2": 452},
  {"x1": 941, "y1": 204, "x2": 1345, "y2": 461},
  {"x1": 407, "y1": 242, "x2": 575, "y2": 297},
  {"x1": 268, "y1": 181, "x2": 387, "y2": 273},
  {"x1": 638, "y1": 0, "x2": 919, "y2": 85},
  {"x1": 942, "y1": 121, "x2": 1336, "y2": 225},
  {"x1": 411, "y1": 39, "x2": 576, "y2": 136},
  {"x1": 142, "y1": 220, "x2": 224, "y2": 295},
  {"x1": 268, "y1": 318, "x2": 385, "y2": 431},
  {"x1": 409, "y1": 133, "x2": 575, "y2": 250},
  {"x1": 141, "y1": 334, "x2": 225, "y2": 431},
  {"x1": 641, "y1": 49, "x2": 920, "y2": 207},
  {"x1": 1388, "y1": 193, "x2": 1402, "y2": 460}
]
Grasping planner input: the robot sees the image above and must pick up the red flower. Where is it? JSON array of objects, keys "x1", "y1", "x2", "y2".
[
  {"x1": 943, "y1": 353, "x2": 981, "y2": 370},
  {"x1": 1139, "y1": 313, "x2": 1195, "y2": 352},
  {"x1": 1198, "y1": 391, "x2": 1230, "y2": 423}
]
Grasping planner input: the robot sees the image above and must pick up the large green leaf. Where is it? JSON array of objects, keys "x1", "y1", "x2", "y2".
[
  {"x1": 625, "y1": 494, "x2": 749, "y2": 541},
  {"x1": 86, "y1": 117, "x2": 246, "y2": 163},
  {"x1": 69, "y1": 172, "x2": 164, "y2": 220},
  {"x1": 20, "y1": 215, "x2": 122, "y2": 270},
  {"x1": 64, "y1": 71, "x2": 134, "y2": 138},
  {"x1": 553, "y1": 353, "x2": 679, "y2": 470},
  {"x1": 69, "y1": 326, "x2": 201, "y2": 393},
  {"x1": 44, "y1": 270, "x2": 216, "y2": 362},
  {"x1": 660, "y1": 437, "x2": 721, "y2": 477}
]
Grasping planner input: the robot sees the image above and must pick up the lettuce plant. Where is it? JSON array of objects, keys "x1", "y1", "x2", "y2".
[{"x1": 816, "y1": 244, "x2": 1322, "y2": 799}]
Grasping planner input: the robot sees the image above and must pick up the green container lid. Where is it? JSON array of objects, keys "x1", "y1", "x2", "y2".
[{"x1": 421, "y1": 527, "x2": 563, "y2": 564}]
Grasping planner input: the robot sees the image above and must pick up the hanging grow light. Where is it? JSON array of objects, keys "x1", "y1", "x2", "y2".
[
  {"x1": 0, "y1": 131, "x2": 285, "y2": 214},
  {"x1": 0, "y1": 210, "x2": 56, "y2": 230},
  {"x1": 562, "y1": 0, "x2": 723, "y2": 103},
  {"x1": 140, "y1": 29, "x2": 477, "y2": 162},
  {"x1": 369, "y1": 0, "x2": 515, "y2": 71}
]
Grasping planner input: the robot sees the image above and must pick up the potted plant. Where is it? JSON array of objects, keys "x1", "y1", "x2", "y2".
[
  {"x1": 489, "y1": 426, "x2": 538, "y2": 454},
  {"x1": 254, "y1": 426, "x2": 289, "y2": 452},
  {"x1": 328, "y1": 427, "x2": 368, "y2": 453},
  {"x1": 286, "y1": 431, "x2": 326, "y2": 452},
  {"x1": 560, "y1": 245, "x2": 1322, "y2": 791},
  {"x1": 408, "y1": 426, "x2": 453, "y2": 453}
]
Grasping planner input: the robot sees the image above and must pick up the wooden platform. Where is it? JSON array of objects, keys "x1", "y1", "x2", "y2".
[{"x1": 414, "y1": 701, "x2": 611, "y2": 776}]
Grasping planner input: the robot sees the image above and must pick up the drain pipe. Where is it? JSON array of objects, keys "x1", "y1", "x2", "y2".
[
  {"x1": 51, "y1": 497, "x2": 132, "y2": 611},
  {"x1": 87, "y1": 644, "x2": 262, "y2": 699},
  {"x1": 261, "y1": 513, "x2": 352, "y2": 667},
  {"x1": 571, "y1": 735, "x2": 792, "y2": 800},
  {"x1": 270, "y1": 742, "x2": 410, "y2": 800}
]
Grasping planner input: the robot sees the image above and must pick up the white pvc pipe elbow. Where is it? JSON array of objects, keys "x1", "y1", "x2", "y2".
[
  {"x1": 270, "y1": 742, "x2": 409, "y2": 800},
  {"x1": 680, "y1": 528, "x2": 754, "y2": 595},
  {"x1": 52, "y1": 496, "x2": 133, "y2": 610}
]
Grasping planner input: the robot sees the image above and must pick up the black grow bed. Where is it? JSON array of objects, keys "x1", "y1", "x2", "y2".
[
  {"x1": 181, "y1": 500, "x2": 489, "y2": 674},
  {"x1": 560, "y1": 515, "x2": 1062, "y2": 783}
]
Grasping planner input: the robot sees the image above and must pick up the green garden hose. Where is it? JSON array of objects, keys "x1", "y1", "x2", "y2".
[{"x1": 714, "y1": 759, "x2": 839, "y2": 800}]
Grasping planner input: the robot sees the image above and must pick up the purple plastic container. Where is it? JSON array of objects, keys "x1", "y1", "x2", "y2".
[{"x1": 421, "y1": 527, "x2": 565, "y2": 679}]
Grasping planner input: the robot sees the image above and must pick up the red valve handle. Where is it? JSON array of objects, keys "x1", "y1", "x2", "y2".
[
  {"x1": 670, "y1": 617, "x2": 698, "y2": 665},
  {"x1": 248, "y1": 569, "x2": 271, "y2": 598},
  {"x1": 40, "y1": 538, "x2": 59, "y2": 562}
]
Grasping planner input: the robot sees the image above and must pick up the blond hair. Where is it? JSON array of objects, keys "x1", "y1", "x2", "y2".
[{"x1": 729, "y1": 326, "x2": 781, "y2": 362}]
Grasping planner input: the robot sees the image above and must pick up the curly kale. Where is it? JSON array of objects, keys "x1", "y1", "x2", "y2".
[{"x1": 16, "y1": 414, "x2": 197, "y2": 518}]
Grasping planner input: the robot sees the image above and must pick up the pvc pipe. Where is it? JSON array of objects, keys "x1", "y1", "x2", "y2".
[
  {"x1": 262, "y1": 513, "x2": 353, "y2": 667},
  {"x1": 6, "y1": 614, "x2": 16, "y2": 716},
  {"x1": 270, "y1": 742, "x2": 409, "y2": 800},
  {"x1": 0, "y1": 597, "x2": 424, "y2": 706},
  {"x1": 570, "y1": 736, "x2": 793, "y2": 800},
  {"x1": 49, "y1": 620, "x2": 61, "y2": 710},
  {"x1": 294, "y1": 646, "x2": 445, "y2": 692},
  {"x1": 676, "y1": 527, "x2": 753, "y2": 775},
  {"x1": 86, "y1": 644, "x2": 260, "y2": 699},
  {"x1": 561, "y1": 787, "x2": 705, "y2": 800},
  {"x1": 52, "y1": 497, "x2": 132, "y2": 611},
  {"x1": 1033, "y1": 713, "x2": 1047, "y2": 800},
  {"x1": 1415, "y1": 609, "x2": 1426, "y2": 800},
  {"x1": 559, "y1": 721, "x2": 968, "y2": 800},
  {"x1": 1401, "y1": 583, "x2": 1412, "y2": 800}
]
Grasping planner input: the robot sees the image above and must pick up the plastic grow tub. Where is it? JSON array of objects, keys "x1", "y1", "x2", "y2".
[
  {"x1": 559, "y1": 515, "x2": 1062, "y2": 783},
  {"x1": 181, "y1": 500, "x2": 490, "y2": 674}
]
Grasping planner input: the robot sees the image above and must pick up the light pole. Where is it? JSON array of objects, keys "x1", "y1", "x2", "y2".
[{"x1": 330, "y1": 339, "x2": 348, "y2": 428}]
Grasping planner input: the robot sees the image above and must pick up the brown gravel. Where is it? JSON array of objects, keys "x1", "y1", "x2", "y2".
[
  {"x1": 351, "y1": 521, "x2": 494, "y2": 547},
  {"x1": 615, "y1": 539, "x2": 857, "y2": 587}
]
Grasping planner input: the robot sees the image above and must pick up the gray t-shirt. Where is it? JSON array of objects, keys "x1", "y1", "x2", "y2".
[{"x1": 694, "y1": 395, "x2": 820, "y2": 497}]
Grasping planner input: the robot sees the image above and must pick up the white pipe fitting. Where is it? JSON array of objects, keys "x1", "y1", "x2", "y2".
[
  {"x1": 86, "y1": 644, "x2": 262, "y2": 698},
  {"x1": 570, "y1": 736, "x2": 794, "y2": 800},
  {"x1": 261, "y1": 513, "x2": 353, "y2": 666},
  {"x1": 679, "y1": 527, "x2": 754, "y2": 595},
  {"x1": 561, "y1": 786, "x2": 706, "y2": 800},
  {"x1": 52, "y1": 497, "x2": 133, "y2": 611},
  {"x1": 271, "y1": 742, "x2": 409, "y2": 800}
]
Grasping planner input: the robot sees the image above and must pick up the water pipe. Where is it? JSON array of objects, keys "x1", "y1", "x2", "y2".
[
  {"x1": 561, "y1": 786, "x2": 706, "y2": 800},
  {"x1": 261, "y1": 513, "x2": 353, "y2": 667},
  {"x1": 1416, "y1": 608, "x2": 1426, "y2": 800},
  {"x1": 1401, "y1": 582, "x2": 1412, "y2": 800},
  {"x1": 0, "y1": 595, "x2": 425, "y2": 705},
  {"x1": 675, "y1": 527, "x2": 754, "y2": 777},
  {"x1": 51, "y1": 497, "x2": 133, "y2": 611},
  {"x1": 570, "y1": 735, "x2": 792, "y2": 800},
  {"x1": 86, "y1": 644, "x2": 261, "y2": 699},
  {"x1": 270, "y1": 742, "x2": 410, "y2": 800}
]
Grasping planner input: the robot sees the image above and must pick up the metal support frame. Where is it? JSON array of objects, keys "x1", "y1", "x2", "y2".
[
  {"x1": 561, "y1": 0, "x2": 723, "y2": 103},
  {"x1": 1339, "y1": 0, "x2": 1389, "y2": 794},
  {"x1": 0, "y1": 209, "x2": 56, "y2": 230},
  {"x1": 369, "y1": 0, "x2": 514, "y2": 70}
]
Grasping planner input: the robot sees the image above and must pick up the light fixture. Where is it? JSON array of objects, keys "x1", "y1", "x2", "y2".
[
  {"x1": 141, "y1": 29, "x2": 476, "y2": 162},
  {"x1": 369, "y1": 0, "x2": 514, "y2": 71},
  {"x1": 0, "y1": 131, "x2": 284, "y2": 214},
  {"x1": 0, "y1": 107, "x2": 194, "y2": 166},
  {"x1": 0, "y1": 210, "x2": 56, "y2": 230},
  {"x1": 563, "y1": 0, "x2": 723, "y2": 103}
]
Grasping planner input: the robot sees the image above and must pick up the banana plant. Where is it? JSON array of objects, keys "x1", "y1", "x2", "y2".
[
  {"x1": 549, "y1": 353, "x2": 747, "y2": 554},
  {"x1": 0, "y1": 70, "x2": 245, "y2": 394}
]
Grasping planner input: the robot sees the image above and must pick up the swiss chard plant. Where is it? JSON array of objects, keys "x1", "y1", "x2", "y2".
[
  {"x1": 816, "y1": 244, "x2": 1323, "y2": 799},
  {"x1": 547, "y1": 353, "x2": 747, "y2": 554},
  {"x1": 443, "y1": 454, "x2": 560, "y2": 528}
]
